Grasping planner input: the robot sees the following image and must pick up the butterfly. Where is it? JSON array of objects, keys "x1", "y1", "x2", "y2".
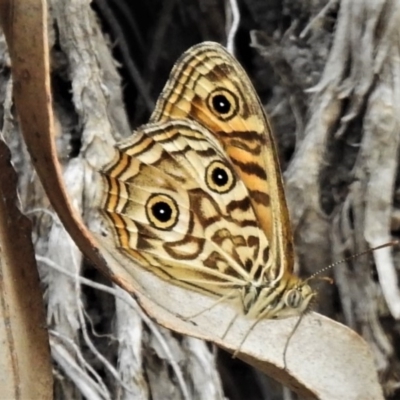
[
  {"x1": 98, "y1": 42, "x2": 315, "y2": 330},
  {"x1": 100, "y1": 118, "x2": 314, "y2": 321}
]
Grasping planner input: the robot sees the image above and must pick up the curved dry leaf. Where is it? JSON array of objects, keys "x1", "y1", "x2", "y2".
[
  {"x1": 91, "y1": 231, "x2": 384, "y2": 400},
  {"x1": 0, "y1": 138, "x2": 52, "y2": 399},
  {"x1": 0, "y1": 0, "x2": 111, "y2": 278}
]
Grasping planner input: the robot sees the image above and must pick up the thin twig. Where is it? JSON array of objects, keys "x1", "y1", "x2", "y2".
[
  {"x1": 300, "y1": 0, "x2": 339, "y2": 39},
  {"x1": 37, "y1": 255, "x2": 192, "y2": 400},
  {"x1": 109, "y1": 0, "x2": 146, "y2": 53},
  {"x1": 226, "y1": 0, "x2": 240, "y2": 55},
  {"x1": 146, "y1": 0, "x2": 178, "y2": 79},
  {"x1": 51, "y1": 330, "x2": 111, "y2": 400},
  {"x1": 95, "y1": 0, "x2": 154, "y2": 112}
]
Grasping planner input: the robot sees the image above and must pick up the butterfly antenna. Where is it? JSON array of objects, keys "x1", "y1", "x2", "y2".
[{"x1": 307, "y1": 240, "x2": 398, "y2": 282}]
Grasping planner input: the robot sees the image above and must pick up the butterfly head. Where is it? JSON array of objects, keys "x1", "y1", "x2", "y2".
[
  {"x1": 251, "y1": 275, "x2": 316, "y2": 320},
  {"x1": 276, "y1": 279, "x2": 317, "y2": 319}
]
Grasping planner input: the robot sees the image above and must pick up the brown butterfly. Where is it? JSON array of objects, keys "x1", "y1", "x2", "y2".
[{"x1": 98, "y1": 42, "x2": 315, "y2": 331}]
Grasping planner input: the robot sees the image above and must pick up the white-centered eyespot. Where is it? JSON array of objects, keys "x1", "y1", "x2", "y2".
[
  {"x1": 206, "y1": 88, "x2": 239, "y2": 121},
  {"x1": 205, "y1": 160, "x2": 236, "y2": 194},
  {"x1": 146, "y1": 194, "x2": 179, "y2": 230}
]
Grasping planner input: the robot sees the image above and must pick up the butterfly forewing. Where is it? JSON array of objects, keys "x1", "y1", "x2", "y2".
[{"x1": 151, "y1": 42, "x2": 294, "y2": 279}]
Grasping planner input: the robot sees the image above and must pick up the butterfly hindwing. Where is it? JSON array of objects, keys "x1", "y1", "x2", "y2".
[{"x1": 100, "y1": 119, "x2": 270, "y2": 299}]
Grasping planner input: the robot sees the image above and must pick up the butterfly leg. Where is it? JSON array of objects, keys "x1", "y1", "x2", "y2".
[
  {"x1": 282, "y1": 313, "x2": 304, "y2": 370},
  {"x1": 231, "y1": 318, "x2": 262, "y2": 358},
  {"x1": 180, "y1": 289, "x2": 237, "y2": 321},
  {"x1": 221, "y1": 312, "x2": 239, "y2": 340}
]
